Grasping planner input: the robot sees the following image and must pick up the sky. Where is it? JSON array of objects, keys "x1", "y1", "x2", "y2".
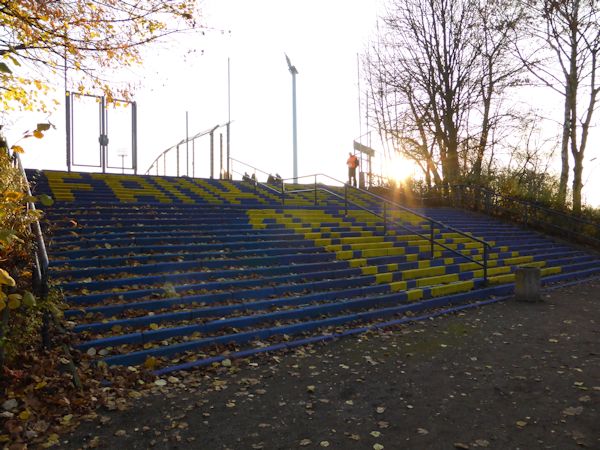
[
  {"x1": 5, "y1": 0, "x2": 600, "y2": 205},
  {"x1": 8, "y1": 0, "x2": 384, "y2": 186}
]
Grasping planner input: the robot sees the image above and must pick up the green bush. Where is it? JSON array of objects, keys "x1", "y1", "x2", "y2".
[{"x1": 0, "y1": 148, "x2": 58, "y2": 367}]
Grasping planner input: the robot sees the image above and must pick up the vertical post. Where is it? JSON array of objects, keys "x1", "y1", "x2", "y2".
[
  {"x1": 64, "y1": 47, "x2": 70, "y2": 172},
  {"x1": 65, "y1": 92, "x2": 71, "y2": 172},
  {"x1": 132, "y1": 101, "x2": 138, "y2": 174},
  {"x1": 226, "y1": 122, "x2": 231, "y2": 179},
  {"x1": 220, "y1": 133, "x2": 224, "y2": 179},
  {"x1": 100, "y1": 95, "x2": 107, "y2": 174},
  {"x1": 383, "y1": 202, "x2": 387, "y2": 235},
  {"x1": 483, "y1": 244, "x2": 489, "y2": 286},
  {"x1": 357, "y1": 52, "x2": 362, "y2": 140},
  {"x1": 344, "y1": 183, "x2": 348, "y2": 216},
  {"x1": 314, "y1": 175, "x2": 317, "y2": 206},
  {"x1": 292, "y1": 71, "x2": 298, "y2": 183},
  {"x1": 430, "y1": 221, "x2": 435, "y2": 258},
  {"x1": 210, "y1": 130, "x2": 214, "y2": 179},
  {"x1": 185, "y1": 111, "x2": 189, "y2": 176},
  {"x1": 286, "y1": 54, "x2": 299, "y2": 183}
]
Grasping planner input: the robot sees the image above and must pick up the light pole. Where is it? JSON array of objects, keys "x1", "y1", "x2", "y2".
[{"x1": 285, "y1": 53, "x2": 298, "y2": 183}]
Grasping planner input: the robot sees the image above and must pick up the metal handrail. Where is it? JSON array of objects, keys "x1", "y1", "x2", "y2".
[
  {"x1": 145, "y1": 122, "x2": 229, "y2": 176},
  {"x1": 454, "y1": 184, "x2": 600, "y2": 227},
  {"x1": 4, "y1": 146, "x2": 51, "y2": 346},
  {"x1": 236, "y1": 167, "x2": 492, "y2": 283},
  {"x1": 11, "y1": 153, "x2": 49, "y2": 290},
  {"x1": 427, "y1": 184, "x2": 600, "y2": 247}
]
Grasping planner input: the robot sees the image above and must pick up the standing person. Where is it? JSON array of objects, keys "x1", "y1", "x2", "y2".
[{"x1": 347, "y1": 152, "x2": 359, "y2": 187}]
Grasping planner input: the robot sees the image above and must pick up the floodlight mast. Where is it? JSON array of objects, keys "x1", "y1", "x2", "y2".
[{"x1": 285, "y1": 53, "x2": 298, "y2": 183}]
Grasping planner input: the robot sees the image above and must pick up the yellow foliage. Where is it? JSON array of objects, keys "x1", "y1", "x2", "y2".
[
  {"x1": 0, "y1": 0, "x2": 199, "y2": 111},
  {"x1": 0, "y1": 268, "x2": 16, "y2": 286}
]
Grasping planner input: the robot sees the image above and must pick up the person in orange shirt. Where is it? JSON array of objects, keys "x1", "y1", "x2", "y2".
[{"x1": 347, "y1": 152, "x2": 359, "y2": 187}]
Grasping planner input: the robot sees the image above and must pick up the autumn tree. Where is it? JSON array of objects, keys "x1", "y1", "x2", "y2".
[{"x1": 0, "y1": 0, "x2": 198, "y2": 112}]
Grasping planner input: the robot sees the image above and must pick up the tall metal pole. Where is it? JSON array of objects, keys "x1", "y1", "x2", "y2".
[
  {"x1": 64, "y1": 47, "x2": 71, "y2": 172},
  {"x1": 185, "y1": 111, "x2": 189, "y2": 176},
  {"x1": 292, "y1": 71, "x2": 298, "y2": 183},
  {"x1": 210, "y1": 130, "x2": 214, "y2": 179},
  {"x1": 227, "y1": 58, "x2": 231, "y2": 180},
  {"x1": 357, "y1": 53, "x2": 362, "y2": 142},
  {"x1": 285, "y1": 54, "x2": 298, "y2": 183},
  {"x1": 219, "y1": 133, "x2": 223, "y2": 179}
]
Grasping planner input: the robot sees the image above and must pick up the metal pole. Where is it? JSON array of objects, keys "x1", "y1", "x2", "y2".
[
  {"x1": 228, "y1": 57, "x2": 231, "y2": 124},
  {"x1": 210, "y1": 131, "x2": 215, "y2": 179},
  {"x1": 357, "y1": 52, "x2": 362, "y2": 141},
  {"x1": 186, "y1": 111, "x2": 189, "y2": 176},
  {"x1": 220, "y1": 133, "x2": 223, "y2": 179},
  {"x1": 383, "y1": 202, "x2": 387, "y2": 235},
  {"x1": 430, "y1": 221, "x2": 434, "y2": 258},
  {"x1": 292, "y1": 71, "x2": 298, "y2": 183},
  {"x1": 226, "y1": 122, "x2": 231, "y2": 179},
  {"x1": 64, "y1": 46, "x2": 71, "y2": 172},
  {"x1": 286, "y1": 54, "x2": 299, "y2": 183},
  {"x1": 344, "y1": 184, "x2": 348, "y2": 216},
  {"x1": 100, "y1": 95, "x2": 106, "y2": 174},
  {"x1": 132, "y1": 102, "x2": 138, "y2": 174},
  {"x1": 483, "y1": 244, "x2": 489, "y2": 285},
  {"x1": 65, "y1": 92, "x2": 71, "y2": 172}
]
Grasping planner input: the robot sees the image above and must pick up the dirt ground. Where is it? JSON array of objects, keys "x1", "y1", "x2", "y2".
[{"x1": 60, "y1": 279, "x2": 600, "y2": 450}]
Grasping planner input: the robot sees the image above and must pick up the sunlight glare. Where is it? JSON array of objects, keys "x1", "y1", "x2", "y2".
[{"x1": 387, "y1": 155, "x2": 417, "y2": 184}]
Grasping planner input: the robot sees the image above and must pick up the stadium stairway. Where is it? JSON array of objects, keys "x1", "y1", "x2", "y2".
[{"x1": 26, "y1": 169, "x2": 600, "y2": 375}]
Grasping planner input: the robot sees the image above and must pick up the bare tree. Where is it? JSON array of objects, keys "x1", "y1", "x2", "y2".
[
  {"x1": 365, "y1": 0, "x2": 526, "y2": 192},
  {"x1": 521, "y1": 0, "x2": 600, "y2": 212}
]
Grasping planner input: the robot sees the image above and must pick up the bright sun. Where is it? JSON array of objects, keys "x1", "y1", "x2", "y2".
[{"x1": 387, "y1": 155, "x2": 417, "y2": 184}]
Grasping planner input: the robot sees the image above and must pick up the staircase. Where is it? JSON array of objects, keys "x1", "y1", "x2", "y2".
[{"x1": 28, "y1": 169, "x2": 600, "y2": 374}]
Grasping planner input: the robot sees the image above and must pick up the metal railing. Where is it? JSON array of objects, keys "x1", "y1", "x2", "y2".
[
  {"x1": 3, "y1": 145, "x2": 51, "y2": 347},
  {"x1": 230, "y1": 158, "x2": 492, "y2": 283},
  {"x1": 145, "y1": 122, "x2": 231, "y2": 178},
  {"x1": 447, "y1": 184, "x2": 600, "y2": 248}
]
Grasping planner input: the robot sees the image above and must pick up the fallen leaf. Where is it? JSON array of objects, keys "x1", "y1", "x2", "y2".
[
  {"x1": 299, "y1": 438, "x2": 311, "y2": 446},
  {"x1": 562, "y1": 406, "x2": 583, "y2": 416}
]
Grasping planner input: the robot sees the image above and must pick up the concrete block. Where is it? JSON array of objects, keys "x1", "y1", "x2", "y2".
[{"x1": 515, "y1": 267, "x2": 541, "y2": 302}]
